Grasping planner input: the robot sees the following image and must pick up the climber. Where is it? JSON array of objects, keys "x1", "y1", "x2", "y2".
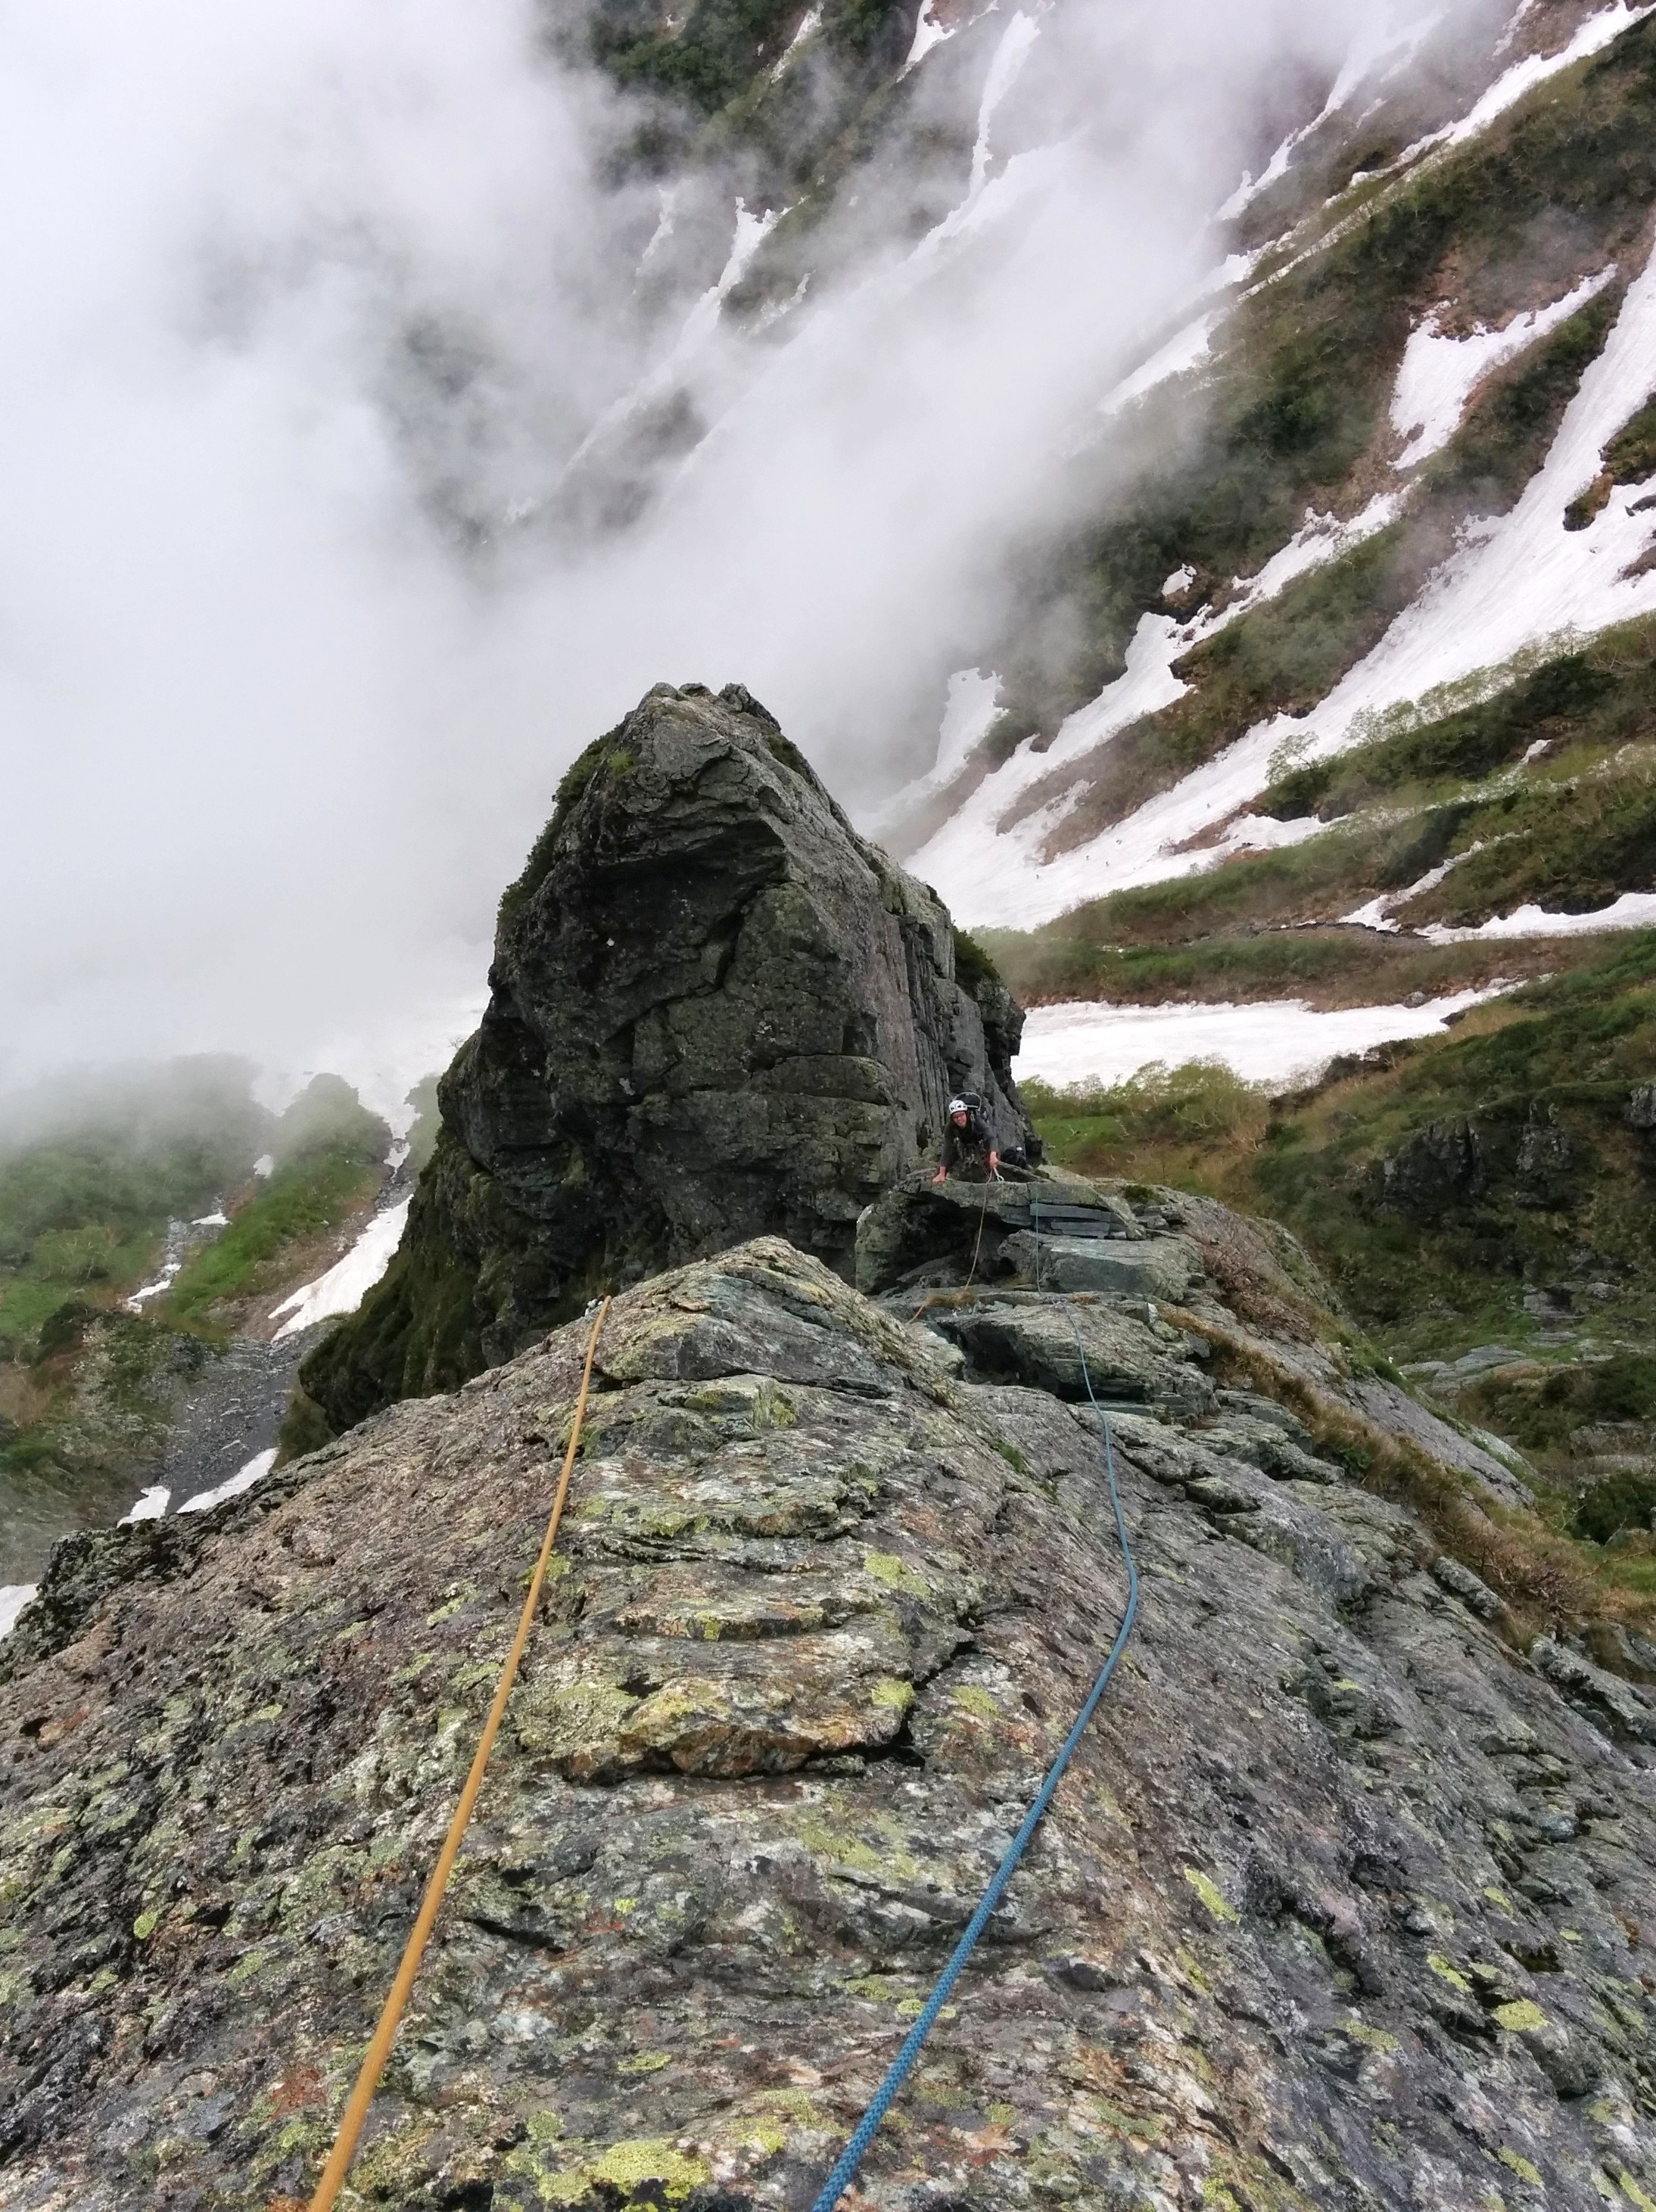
[{"x1": 933, "y1": 1094, "x2": 999, "y2": 1184}]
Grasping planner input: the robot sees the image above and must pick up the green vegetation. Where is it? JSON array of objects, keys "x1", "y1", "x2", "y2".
[
  {"x1": 987, "y1": 919, "x2": 1553, "y2": 1013},
  {"x1": 590, "y1": 0, "x2": 908, "y2": 129},
  {"x1": 162, "y1": 1077, "x2": 386, "y2": 1328},
  {"x1": 1022, "y1": 1063, "x2": 1270, "y2": 1184},
  {"x1": 1261, "y1": 615, "x2": 1656, "y2": 822},
  {"x1": 1022, "y1": 953, "x2": 1656, "y2": 1632},
  {"x1": 0, "y1": 1066, "x2": 388, "y2": 1568},
  {"x1": 1424, "y1": 285, "x2": 1623, "y2": 516},
  {"x1": 1025, "y1": 935, "x2": 1656, "y2": 1366},
  {"x1": 0, "y1": 1058, "x2": 270, "y2": 1358},
  {"x1": 987, "y1": 14, "x2": 1656, "y2": 752},
  {"x1": 593, "y1": 0, "x2": 802, "y2": 115},
  {"x1": 1566, "y1": 391, "x2": 1656, "y2": 527}
]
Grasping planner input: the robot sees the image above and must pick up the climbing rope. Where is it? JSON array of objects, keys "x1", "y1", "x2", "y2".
[
  {"x1": 307, "y1": 1297, "x2": 612, "y2": 2212},
  {"x1": 961, "y1": 1168, "x2": 995, "y2": 1291},
  {"x1": 808, "y1": 1210, "x2": 1140, "y2": 2212}
]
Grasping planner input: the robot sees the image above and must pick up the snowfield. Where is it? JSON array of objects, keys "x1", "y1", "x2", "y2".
[
  {"x1": 906, "y1": 229, "x2": 1656, "y2": 935},
  {"x1": 271, "y1": 1196, "x2": 411, "y2": 1343},
  {"x1": 1013, "y1": 986, "x2": 1508, "y2": 1091}
]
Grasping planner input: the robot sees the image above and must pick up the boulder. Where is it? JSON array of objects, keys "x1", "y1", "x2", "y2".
[
  {"x1": 853, "y1": 1173, "x2": 1139, "y2": 1296},
  {"x1": 998, "y1": 1229, "x2": 1200, "y2": 1301},
  {"x1": 297, "y1": 683, "x2": 1032, "y2": 1436}
]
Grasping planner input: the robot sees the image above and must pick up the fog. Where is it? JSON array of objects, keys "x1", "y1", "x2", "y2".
[{"x1": 0, "y1": 0, "x2": 1479, "y2": 1106}]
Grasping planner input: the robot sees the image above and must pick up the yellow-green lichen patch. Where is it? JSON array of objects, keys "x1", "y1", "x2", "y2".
[
  {"x1": 862, "y1": 1550, "x2": 930, "y2": 1595},
  {"x1": 1496, "y1": 2147, "x2": 1543, "y2": 2186},
  {"x1": 954, "y1": 1685, "x2": 999, "y2": 1719},
  {"x1": 540, "y1": 2138, "x2": 711, "y2": 2206},
  {"x1": 1617, "y1": 2172, "x2": 1656, "y2": 2212},
  {"x1": 617, "y1": 2050, "x2": 671, "y2": 2074},
  {"x1": 1493, "y1": 1999, "x2": 1549, "y2": 2033},
  {"x1": 1183, "y1": 1868, "x2": 1238, "y2": 1925},
  {"x1": 1483, "y1": 1885, "x2": 1514, "y2": 1912},
  {"x1": 870, "y1": 1677, "x2": 914, "y2": 1711},
  {"x1": 1427, "y1": 1954, "x2": 1473, "y2": 1993},
  {"x1": 132, "y1": 1907, "x2": 162, "y2": 1940},
  {"x1": 1344, "y1": 2018, "x2": 1400, "y2": 2053}
]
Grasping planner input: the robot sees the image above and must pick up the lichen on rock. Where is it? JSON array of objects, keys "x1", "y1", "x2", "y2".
[{"x1": 2, "y1": 1233, "x2": 1653, "y2": 2209}]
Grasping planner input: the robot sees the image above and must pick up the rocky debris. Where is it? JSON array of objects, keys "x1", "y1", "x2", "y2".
[
  {"x1": 3, "y1": 1237, "x2": 1654, "y2": 2210},
  {"x1": 860, "y1": 1171, "x2": 1535, "y2": 1506},
  {"x1": 1624, "y1": 1084, "x2": 1656, "y2": 1131},
  {"x1": 0, "y1": 1314, "x2": 216, "y2": 1585},
  {"x1": 296, "y1": 684, "x2": 1032, "y2": 1442},
  {"x1": 1430, "y1": 1553, "x2": 1505, "y2": 1619},
  {"x1": 1531, "y1": 1638, "x2": 1656, "y2": 1747}
]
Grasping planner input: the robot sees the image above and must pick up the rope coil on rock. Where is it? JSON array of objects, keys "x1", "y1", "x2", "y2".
[
  {"x1": 808, "y1": 1204, "x2": 1140, "y2": 2212},
  {"x1": 307, "y1": 1296, "x2": 612, "y2": 2212}
]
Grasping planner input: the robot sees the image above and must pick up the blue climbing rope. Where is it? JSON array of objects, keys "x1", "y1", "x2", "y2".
[{"x1": 808, "y1": 1211, "x2": 1140, "y2": 2211}]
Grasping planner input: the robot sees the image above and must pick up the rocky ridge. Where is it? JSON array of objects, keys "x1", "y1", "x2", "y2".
[{"x1": 2, "y1": 1181, "x2": 1652, "y2": 2210}]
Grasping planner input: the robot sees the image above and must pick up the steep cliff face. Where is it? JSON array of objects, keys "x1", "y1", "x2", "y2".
[
  {"x1": 2, "y1": 1230, "x2": 1653, "y2": 2210},
  {"x1": 296, "y1": 683, "x2": 1030, "y2": 1439}
]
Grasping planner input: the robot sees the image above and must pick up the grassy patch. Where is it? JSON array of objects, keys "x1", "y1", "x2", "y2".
[
  {"x1": 1022, "y1": 1063, "x2": 1271, "y2": 1187},
  {"x1": 164, "y1": 1091, "x2": 386, "y2": 1330},
  {"x1": 1260, "y1": 616, "x2": 1656, "y2": 822},
  {"x1": 985, "y1": 920, "x2": 1558, "y2": 1013},
  {"x1": 985, "y1": 14, "x2": 1656, "y2": 747},
  {"x1": 0, "y1": 1058, "x2": 272, "y2": 1359}
]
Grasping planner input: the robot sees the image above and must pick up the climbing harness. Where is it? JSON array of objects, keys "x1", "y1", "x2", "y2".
[
  {"x1": 307, "y1": 1298, "x2": 612, "y2": 2212},
  {"x1": 808, "y1": 1205, "x2": 1141, "y2": 2212}
]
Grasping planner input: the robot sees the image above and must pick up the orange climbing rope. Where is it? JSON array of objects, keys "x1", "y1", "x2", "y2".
[{"x1": 307, "y1": 1296, "x2": 612, "y2": 2212}]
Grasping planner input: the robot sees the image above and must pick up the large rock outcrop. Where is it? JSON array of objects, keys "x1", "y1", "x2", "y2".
[
  {"x1": 2, "y1": 1233, "x2": 1653, "y2": 2210},
  {"x1": 296, "y1": 682, "x2": 1030, "y2": 1439}
]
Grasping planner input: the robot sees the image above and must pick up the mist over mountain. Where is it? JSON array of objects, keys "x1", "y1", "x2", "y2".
[{"x1": 1, "y1": 0, "x2": 1484, "y2": 1096}]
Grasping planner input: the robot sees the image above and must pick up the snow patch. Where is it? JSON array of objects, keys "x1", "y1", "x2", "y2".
[
  {"x1": 1421, "y1": 891, "x2": 1656, "y2": 941},
  {"x1": 915, "y1": 231, "x2": 1656, "y2": 933},
  {"x1": 1014, "y1": 986, "x2": 1505, "y2": 1091},
  {"x1": 1433, "y1": 2, "x2": 1656, "y2": 151},
  {"x1": 120, "y1": 1485, "x2": 170, "y2": 1524},
  {"x1": 253, "y1": 1153, "x2": 275, "y2": 1178},
  {"x1": 1161, "y1": 565, "x2": 1196, "y2": 597},
  {"x1": 1342, "y1": 851, "x2": 1470, "y2": 931},
  {"x1": 903, "y1": 0, "x2": 954, "y2": 74},
  {"x1": 968, "y1": 13, "x2": 1041, "y2": 201},
  {"x1": 0, "y1": 1585, "x2": 37, "y2": 1641},
  {"x1": 907, "y1": 494, "x2": 1402, "y2": 927},
  {"x1": 1099, "y1": 313, "x2": 1217, "y2": 418},
  {"x1": 770, "y1": 5, "x2": 821, "y2": 81},
  {"x1": 180, "y1": 1447, "x2": 278, "y2": 1516},
  {"x1": 1392, "y1": 271, "x2": 1614, "y2": 468},
  {"x1": 191, "y1": 1209, "x2": 229, "y2": 1229},
  {"x1": 271, "y1": 1196, "x2": 411, "y2": 1342}
]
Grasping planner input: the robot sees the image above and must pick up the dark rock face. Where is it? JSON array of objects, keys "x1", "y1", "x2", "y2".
[
  {"x1": 2, "y1": 1236, "x2": 1654, "y2": 2210},
  {"x1": 298, "y1": 683, "x2": 1030, "y2": 1436},
  {"x1": 1377, "y1": 1116, "x2": 1488, "y2": 1213}
]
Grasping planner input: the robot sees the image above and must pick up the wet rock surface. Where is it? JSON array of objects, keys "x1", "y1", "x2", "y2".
[
  {"x1": 2, "y1": 1236, "x2": 1653, "y2": 2210},
  {"x1": 300, "y1": 683, "x2": 1032, "y2": 1439}
]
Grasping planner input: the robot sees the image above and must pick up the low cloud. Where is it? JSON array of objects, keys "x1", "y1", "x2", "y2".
[{"x1": 0, "y1": 0, "x2": 1476, "y2": 1100}]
